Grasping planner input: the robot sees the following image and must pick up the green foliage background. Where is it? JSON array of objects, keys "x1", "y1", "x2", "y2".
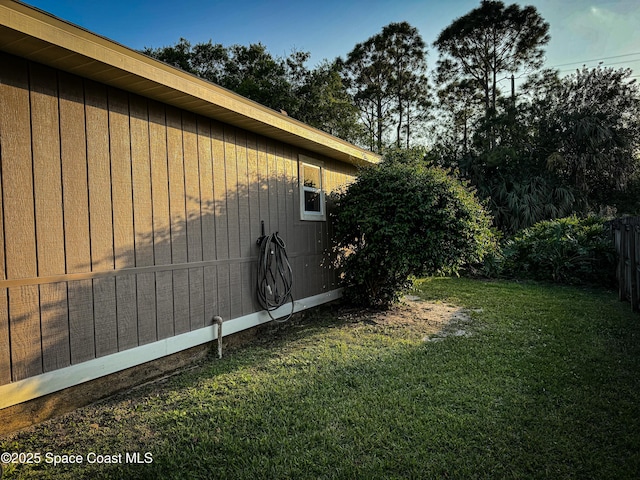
[{"x1": 499, "y1": 216, "x2": 617, "y2": 287}]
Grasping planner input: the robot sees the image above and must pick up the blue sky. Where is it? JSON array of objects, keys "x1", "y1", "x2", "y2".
[{"x1": 21, "y1": 0, "x2": 640, "y2": 79}]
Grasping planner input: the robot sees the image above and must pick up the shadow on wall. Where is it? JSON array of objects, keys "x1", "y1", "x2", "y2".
[{"x1": 0, "y1": 61, "x2": 348, "y2": 407}]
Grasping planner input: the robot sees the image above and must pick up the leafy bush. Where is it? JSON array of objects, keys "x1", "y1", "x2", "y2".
[
  {"x1": 331, "y1": 155, "x2": 495, "y2": 308},
  {"x1": 500, "y1": 216, "x2": 616, "y2": 286}
]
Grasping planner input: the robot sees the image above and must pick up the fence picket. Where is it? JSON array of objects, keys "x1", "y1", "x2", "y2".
[{"x1": 612, "y1": 216, "x2": 640, "y2": 313}]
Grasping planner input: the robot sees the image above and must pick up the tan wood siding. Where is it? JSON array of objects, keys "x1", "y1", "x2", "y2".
[
  {"x1": 30, "y1": 64, "x2": 70, "y2": 373},
  {"x1": 109, "y1": 88, "x2": 138, "y2": 352},
  {"x1": 59, "y1": 71, "x2": 95, "y2": 364},
  {"x1": 267, "y1": 141, "x2": 279, "y2": 239},
  {"x1": 183, "y1": 113, "x2": 205, "y2": 331},
  {"x1": 246, "y1": 133, "x2": 260, "y2": 314},
  {"x1": 85, "y1": 80, "x2": 117, "y2": 359},
  {"x1": 130, "y1": 95, "x2": 157, "y2": 346},
  {"x1": 0, "y1": 53, "x2": 358, "y2": 388},
  {"x1": 197, "y1": 117, "x2": 218, "y2": 326},
  {"x1": 148, "y1": 101, "x2": 174, "y2": 341},
  {"x1": 0, "y1": 241, "x2": 7, "y2": 385},
  {"x1": 1, "y1": 53, "x2": 42, "y2": 381},
  {"x1": 212, "y1": 121, "x2": 230, "y2": 320},
  {"x1": 0, "y1": 58, "x2": 8, "y2": 381},
  {"x1": 290, "y1": 150, "x2": 303, "y2": 301},
  {"x1": 224, "y1": 126, "x2": 242, "y2": 319},
  {"x1": 166, "y1": 107, "x2": 190, "y2": 335},
  {"x1": 236, "y1": 130, "x2": 253, "y2": 315},
  {"x1": 257, "y1": 136, "x2": 270, "y2": 235}
]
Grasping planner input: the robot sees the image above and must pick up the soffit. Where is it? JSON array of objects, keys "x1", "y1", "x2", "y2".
[{"x1": 0, "y1": 0, "x2": 380, "y2": 166}]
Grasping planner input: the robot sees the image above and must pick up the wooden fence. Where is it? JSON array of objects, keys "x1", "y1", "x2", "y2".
[{"x1": 611, "y1": 216, "x2": 640, "y2": 312}]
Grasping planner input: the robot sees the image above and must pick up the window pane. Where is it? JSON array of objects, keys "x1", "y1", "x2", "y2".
[
  {"x1": 304, "y1": 189, "x2": 321, "y2": 212},
  {"x1": 303, "y1": 164, "x2": 321, "y2": 188}
]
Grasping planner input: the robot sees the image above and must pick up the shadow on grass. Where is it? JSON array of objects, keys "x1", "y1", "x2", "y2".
[
  {"x1": 127, "y1": 284, "x2": 640, "y2": 479},
  {"x1": 3, "y1": 280, "x2": 640, "y2": 479}
]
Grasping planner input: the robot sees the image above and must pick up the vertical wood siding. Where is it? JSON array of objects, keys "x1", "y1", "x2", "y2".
[
  {"x1": 0, "y1": 52, "x2": 357, "y2": 387},
  {"x1": 130, "y1": 95, "x2": 156, "y2": 346},
  {"x1": 59, "y1": 72, "x2": 95, "y2": 365},
  {"x1": 30, "y1": 63, "x2": 70, "y2": 373},
  {"x1": 148, "y1": 100, "x2": 174, "y2": 341},
  {"x1": 1, "y1": 54, "x2": 41, "y2": 382}
]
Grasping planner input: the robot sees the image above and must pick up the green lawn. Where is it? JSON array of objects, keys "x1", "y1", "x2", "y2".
[{"x1": 1, "y1": 278, "x2": 639, "y2": 479}]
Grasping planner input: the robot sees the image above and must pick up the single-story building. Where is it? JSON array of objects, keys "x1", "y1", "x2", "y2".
[{"x1": 0, "y1": 0, "x2": 378, "y2": 432}]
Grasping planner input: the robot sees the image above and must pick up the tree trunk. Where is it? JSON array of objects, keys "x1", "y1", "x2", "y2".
[{"x1": 376, "y1": 95, "x2": 383, "y2": 153}]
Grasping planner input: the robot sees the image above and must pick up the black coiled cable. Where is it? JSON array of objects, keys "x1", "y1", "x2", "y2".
[{"x1": 257, "y1": 232, "x2": 294, "y2": 322}]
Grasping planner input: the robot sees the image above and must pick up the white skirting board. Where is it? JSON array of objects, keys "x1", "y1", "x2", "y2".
[{"x1": 0, "y1": 289, "x2": 342, "y2": 410}]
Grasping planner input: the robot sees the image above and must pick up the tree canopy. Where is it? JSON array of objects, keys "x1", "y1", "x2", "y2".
[
  {"x1": 142, "y1": 40, "x2": 361, "y2": 142},
  {"x1": 342, "y1": 21, "x2": 430, "y2": 153},
  {"x1": 434, "y1": 0, "x2": 549, "y2": 148},
  {"x1": 142, "y1": 1, "x2": 640, "y2": 231},
  {"x1": 537, "y1": 67, "x2": 640, "y2": 213}
]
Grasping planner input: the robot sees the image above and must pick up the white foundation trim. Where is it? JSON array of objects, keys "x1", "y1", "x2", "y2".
[{"x1": 0, "y1": 289, "x2": 342, "y2": 410}]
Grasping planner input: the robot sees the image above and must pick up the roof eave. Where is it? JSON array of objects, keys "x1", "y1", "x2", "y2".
[{"x1": 0, "y1": 0, "x2": 380, "y2": 166}]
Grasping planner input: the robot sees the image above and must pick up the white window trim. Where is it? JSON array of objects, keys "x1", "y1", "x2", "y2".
[{"x1": 299, "y1": 155, "x2": 326, "y2": 221}]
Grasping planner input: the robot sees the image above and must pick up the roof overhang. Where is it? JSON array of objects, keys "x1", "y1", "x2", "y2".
[{"x1": 0, "y1": 0, "x2": 380, "y2": 166}]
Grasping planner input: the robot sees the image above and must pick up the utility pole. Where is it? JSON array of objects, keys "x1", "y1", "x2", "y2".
[{"x1": 511, "y1": 74, "x2": 515, "y2": 101}]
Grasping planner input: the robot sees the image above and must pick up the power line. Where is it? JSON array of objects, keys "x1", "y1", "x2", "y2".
[
  {"x1": 448, "y1": 53, "x2": 640, "y2": 85},
  {"x1": 558, "y1": 58, "x2": 640, "y2": 74},
  {"x1": 548, "y1": 51, "x2": 640, "y2": 69},
  {"x1": 601, "y1": 58, "x2": 640, "y2": 66}
]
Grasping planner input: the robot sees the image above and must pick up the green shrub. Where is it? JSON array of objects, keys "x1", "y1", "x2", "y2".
[
  {"x1": 331, "y1": 155, "x2": 495, "y2": 308},
  {"x1": 501, "y1": 216, "x2": 616, "y2": 287}
]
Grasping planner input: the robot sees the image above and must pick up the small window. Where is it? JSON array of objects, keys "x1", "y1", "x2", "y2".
[{"x1": 299, "y1": 156, "x2": 326, "y2": 221}]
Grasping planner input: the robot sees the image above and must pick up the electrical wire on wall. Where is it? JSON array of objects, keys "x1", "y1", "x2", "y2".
[{"x1": 256, "y1": 222, "x2": 294, "y2": 322}]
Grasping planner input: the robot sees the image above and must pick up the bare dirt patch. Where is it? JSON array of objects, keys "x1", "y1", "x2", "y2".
[{"x1": 333, "y1": 295, "x2": 475, "y2": 342}]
